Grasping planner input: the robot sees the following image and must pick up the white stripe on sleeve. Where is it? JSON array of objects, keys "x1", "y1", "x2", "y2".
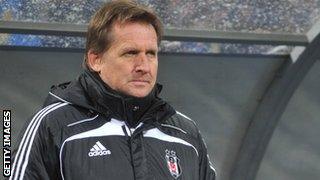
[
  {"x1": 10, "y1": 102, "x2": 61, "y2": 180},
  {"x1": 11, "y1": 102, "x2": 68, "y2": 180}
]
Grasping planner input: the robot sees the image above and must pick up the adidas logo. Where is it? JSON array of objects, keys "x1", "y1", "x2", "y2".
[{"x1": 88, "y1": 141, "x2": 111, "y2": 157}]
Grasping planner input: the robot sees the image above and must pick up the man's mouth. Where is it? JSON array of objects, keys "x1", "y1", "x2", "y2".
[
  {"x1": 131, "y1": 79, "x2": 149, "y2": 82},
  {"x1": 130, "y1": 79, "x2": 150, "y2": 85}
]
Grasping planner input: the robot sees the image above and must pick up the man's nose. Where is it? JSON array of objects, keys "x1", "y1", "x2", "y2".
[{"x1": 135, "y1": 54, "x2": 150, "y2": 73}]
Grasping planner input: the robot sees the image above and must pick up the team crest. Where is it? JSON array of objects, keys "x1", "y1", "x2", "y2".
[{"x1": 165, "y1": 149, "x2": 182, "y2": 179}]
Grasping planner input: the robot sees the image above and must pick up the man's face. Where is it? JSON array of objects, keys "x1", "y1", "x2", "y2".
[{"x1": 88, "y1": 22, "x2": 158, "y2": 98}]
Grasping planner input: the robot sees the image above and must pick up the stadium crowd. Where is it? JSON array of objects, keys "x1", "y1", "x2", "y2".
[{"x1": 1, "y1": 0, "x2": 319, "y2": 54}]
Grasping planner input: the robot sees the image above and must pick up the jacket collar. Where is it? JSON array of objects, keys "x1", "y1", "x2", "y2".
[{"x1": 45, "y1": 70, "x2": 174, "y2": 128}]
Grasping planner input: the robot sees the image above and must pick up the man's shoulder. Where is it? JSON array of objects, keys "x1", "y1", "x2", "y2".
[
  {"x1": 163, "y1": 110, "x2": 200, "y2": 137},
  {"x1": 36, "y1": 102, "x2": 90, "y2": 130},
  {"x1": 40, "y1": 77, "x2": 95, "y2": 127}
]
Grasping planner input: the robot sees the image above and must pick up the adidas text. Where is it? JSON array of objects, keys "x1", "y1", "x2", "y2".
[{"x1": 88, "y1": 150, "x2": 111, "y2": 157}]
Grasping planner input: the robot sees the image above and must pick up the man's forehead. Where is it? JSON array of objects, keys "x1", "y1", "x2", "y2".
[
  {"x1": 111, "y1": 21, "x2": 156, "y2": 35},
  {"x1": 109, "y1": 21, "x2": 158, "y2": 46}
]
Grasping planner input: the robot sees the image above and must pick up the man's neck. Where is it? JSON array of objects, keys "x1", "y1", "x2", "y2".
[{"x1": 82, "y1": 70, "x2": 157, "y2": 128}]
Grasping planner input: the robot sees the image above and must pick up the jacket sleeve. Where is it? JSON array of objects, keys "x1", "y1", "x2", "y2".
[
  {"x1": 9, "y1": 105, "x2": 61, "y2": 180},
  {"x1": 198, "y1": 133, "x2": 217, "y2": 180}
]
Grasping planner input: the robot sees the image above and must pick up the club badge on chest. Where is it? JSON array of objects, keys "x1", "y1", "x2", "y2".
[{"x1": 165, "y1": 149, "x2": 182, "y2": 179}]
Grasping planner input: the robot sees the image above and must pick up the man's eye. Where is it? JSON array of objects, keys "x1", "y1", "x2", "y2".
[
  {"x1": 124, "y1": 50, "x2": 138, "y2": 56},
  {"x1": 147, "y1": 51, "x2": 157, "y2": 57}
]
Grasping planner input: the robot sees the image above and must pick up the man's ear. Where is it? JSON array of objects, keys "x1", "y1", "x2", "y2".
[{"x1": 87, "y1": 50, "x2": 102, "y2": 72}]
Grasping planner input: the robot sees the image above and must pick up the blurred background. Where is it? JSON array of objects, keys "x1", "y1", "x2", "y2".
[{"x1": 1, "y1": 1, "x2": 320, "y2": 180}]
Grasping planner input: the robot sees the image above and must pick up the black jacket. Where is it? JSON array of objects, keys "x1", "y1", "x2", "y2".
[{"x1": 10, "y1": 71, "x2": 216, "y2": 180}]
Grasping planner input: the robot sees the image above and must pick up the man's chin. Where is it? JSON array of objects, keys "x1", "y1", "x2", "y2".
[
  {"x1": 124, "y1": 88, "x2": 153, "y2": 98},
  {"x1": 122, "y1": 84, "x2": 154, "y2": 98},
  {"x1": 128, "y1": 92, "x2": 150, "y2": 98}
]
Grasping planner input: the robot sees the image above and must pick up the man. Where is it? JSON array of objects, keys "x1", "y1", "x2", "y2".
[{"x1": 10, "y1": 1, "x2": 216, "y2": 180}]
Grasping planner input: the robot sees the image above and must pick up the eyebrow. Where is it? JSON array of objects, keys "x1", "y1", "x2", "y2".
[
  {"x1": 121, "y1": 46, "x2": 138, "y2": 52},
  {"x1": 120, "y1": 46, "x2": 158, "y2": 53}
]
